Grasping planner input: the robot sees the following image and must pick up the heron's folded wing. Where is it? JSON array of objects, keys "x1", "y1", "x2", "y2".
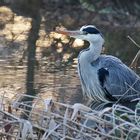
[{"x1": 99, "y1": 55, "x2": 140, "y2": 101}]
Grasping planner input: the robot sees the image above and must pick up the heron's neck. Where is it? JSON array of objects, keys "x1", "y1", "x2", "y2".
[{"x1": 87, "y1": 41, "x2": 103, "y2": 62}]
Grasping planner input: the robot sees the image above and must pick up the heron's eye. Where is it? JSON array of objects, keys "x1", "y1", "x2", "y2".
[{"x1": 83, "y1": 31, "x2": 88, "y2": 35}]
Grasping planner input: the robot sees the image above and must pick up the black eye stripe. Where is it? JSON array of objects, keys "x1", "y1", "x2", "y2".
[{"x1": 83, "y1": 27, "x2": 100, "y2": 34}]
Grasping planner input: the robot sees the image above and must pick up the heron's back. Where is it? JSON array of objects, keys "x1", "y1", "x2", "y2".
[{"x1": 95, "y1": 55, "x2": 140, "y2": 102}]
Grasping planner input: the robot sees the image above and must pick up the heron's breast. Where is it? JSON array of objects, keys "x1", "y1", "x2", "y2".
[{"x1": 78, "y1": 59, "x2": 99, "y2": 88}]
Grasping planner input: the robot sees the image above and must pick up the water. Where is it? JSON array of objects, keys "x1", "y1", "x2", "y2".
[
  {"x1": 1, "y1": 55, "x2": 139, "y2": 112},
  {"x1": 0, "y1": 27, "x2": 140, "y2": 110},
  {"x1": 0, "y1": 56, "x2": 85, "y2": 106},
  {"x1": 35, "y1": 59, "x2": 83, "y2": 104}
]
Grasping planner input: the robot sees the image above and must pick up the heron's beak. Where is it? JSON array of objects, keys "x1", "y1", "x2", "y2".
[{"x1": 55, "y1": 28, "x2": 83, "y2": 37}]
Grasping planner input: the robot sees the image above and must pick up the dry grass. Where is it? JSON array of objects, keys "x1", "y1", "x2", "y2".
[{"x1": 0, "y1": 93, "x2": 140, "y2": 140}]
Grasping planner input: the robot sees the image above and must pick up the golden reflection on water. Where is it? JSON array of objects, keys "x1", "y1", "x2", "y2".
[
  {"x1": 0, "y1": 7, "x2": 85, "y2": 104},
  {"x1": 1, "y1": 57, "x2": 139, "y2": 112},
  {"x1": 0, "y1": 58, "x2": 83, "y2": 105},
  {"x1": 36, "y1": 59, "x2": 83, "y2": 104}
]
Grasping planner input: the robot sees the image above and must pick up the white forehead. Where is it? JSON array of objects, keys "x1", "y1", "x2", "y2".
[{"x1": 80, "y1": 25, "x2": 97, "y2": 31}]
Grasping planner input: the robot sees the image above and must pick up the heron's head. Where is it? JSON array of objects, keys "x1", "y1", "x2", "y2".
[{"x1": 55, "y1": 25, "x2": 104, "y2": 43}]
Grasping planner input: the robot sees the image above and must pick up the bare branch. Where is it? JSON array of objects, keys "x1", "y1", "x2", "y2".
[
  {"x1": 127, "y1": 35, "x2": 140, "y2": 49},
  {"x1": 127, "y1": 35, "x2": 140, "y2": 69}
]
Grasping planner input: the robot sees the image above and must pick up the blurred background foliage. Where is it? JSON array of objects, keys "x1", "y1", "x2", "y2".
[
  {"x1": 79, "y1": 0, "x2": 140, "y2": 16},
  {"x1": 0, "y1": 0, "x2": 140, "y2": 63},
  {"x1": 0, "y1": 0, "x2": 140, "y2": 99}
]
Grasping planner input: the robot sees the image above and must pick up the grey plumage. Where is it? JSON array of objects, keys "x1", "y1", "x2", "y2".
[
  {"x1": 92, "y1": 55, "x2": 140, "y2": 101},
  {"x1": 56, "y1": 25, "x2": 140, "y2": 102}
]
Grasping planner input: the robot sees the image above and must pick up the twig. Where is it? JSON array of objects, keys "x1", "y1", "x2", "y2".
[
  {"x1": 127, "y1": 36, "x2": 140, "y2": 49},
  {"x1": 127, "y1": 35, "x2": 140, "y2": 68}
]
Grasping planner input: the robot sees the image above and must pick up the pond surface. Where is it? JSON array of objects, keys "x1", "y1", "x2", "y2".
[
  {"x1": 0, "y1": 27, "x2": 140, "y2": 110},
  {"x1": 0, "y1": 57, "x2": 84, "y2": 105},
  {"x1": 0, "y1": 53, "x2": 139, "y2": 111}
]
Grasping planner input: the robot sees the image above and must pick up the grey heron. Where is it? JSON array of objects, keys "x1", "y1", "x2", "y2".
[{"x1": 56, "y1": 25, "x2": 140, "y2": 102}]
